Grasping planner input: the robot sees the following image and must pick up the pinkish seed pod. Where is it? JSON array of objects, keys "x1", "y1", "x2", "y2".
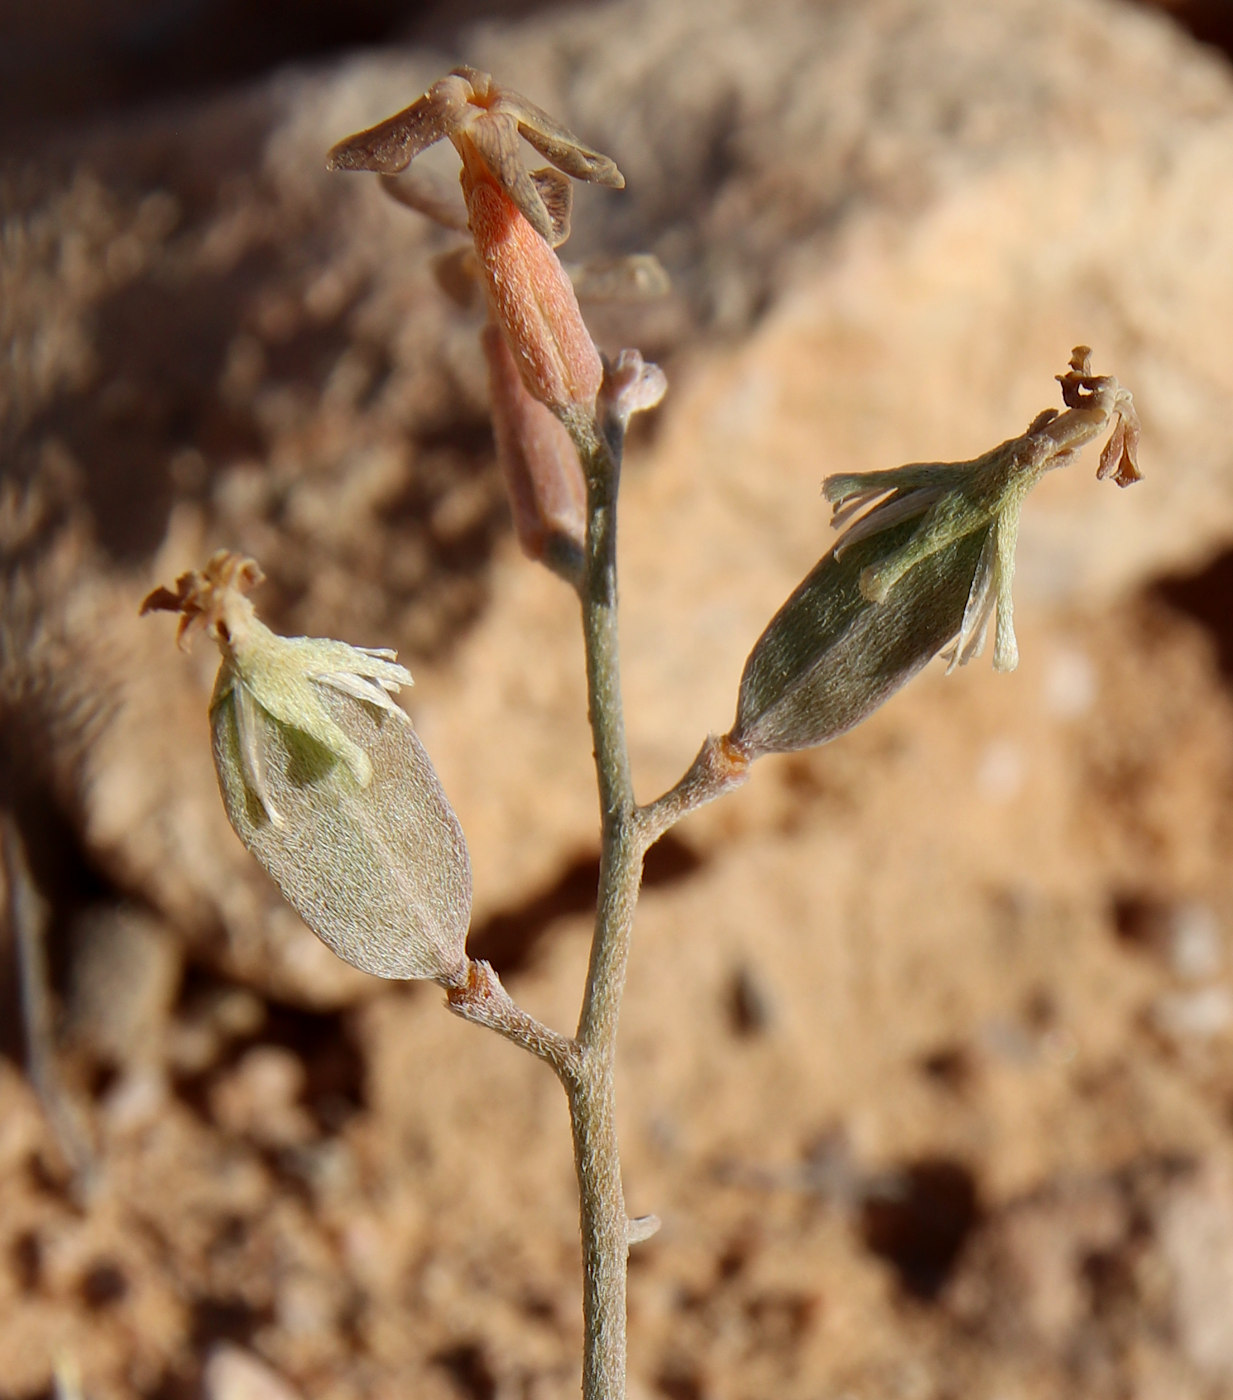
[
  {"x1": 482, "y1": 321, "x2": 586, "y2": 566},
  {"x1": 461, "y1": 142, "x2": 602, "y2": 419}
]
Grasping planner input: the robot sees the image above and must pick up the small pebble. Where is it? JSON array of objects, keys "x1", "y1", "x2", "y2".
[
  {"x1": 203, "y1": 1345, "x2": 303, "y2": 1400},
  {"x1": 1151, "y1": 986, "x2": 1233, "y2": 1041},
  {"x1": 1167, "y1": 902, "x2": 1223, "y2": 982}
]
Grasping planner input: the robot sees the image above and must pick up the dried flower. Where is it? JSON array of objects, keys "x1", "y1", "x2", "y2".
[
  {"x1": 327, "y1": 67, "x2": 623, "y2": 421},
  {"x1": 729, "y1": 349, "x2": 1141, "y2": 757},
  {"x1": 327, "y1": 66, "x2": 623, "y2": 239},
  {"x1": 142, "y1": 552, "x2": 472, "y2": 983}
]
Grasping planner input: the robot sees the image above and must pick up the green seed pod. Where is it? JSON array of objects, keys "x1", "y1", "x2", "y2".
[
  {"x1": 210, "y1": 669, "x2": 471, "y2": 983},
  {"x1": 143, "y1": 553, "x2": 471, "y2": 984},
  {"x1": 729, "y1": 348, "x2": 1141, "y2": 759},
  {"x1": 731, "y1": 517, "x2": 987, "y2": 757}
]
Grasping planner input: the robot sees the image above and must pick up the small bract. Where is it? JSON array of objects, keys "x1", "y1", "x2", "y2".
[{"x1": 142, "y1": 553, "x2": 472, "y2": 984}]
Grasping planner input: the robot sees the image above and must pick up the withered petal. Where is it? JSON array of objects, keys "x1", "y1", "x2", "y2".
[
  {"x1": 529, "y1": 167, "x2": 573, "y2": 247},
  {"x1": 140, "y1": 552, "x2": 263, "y2": 648},
  {"x1": 326, "y1": 72, "x2": 473, "y2": 174},
  {"x1": 566, "y1": 253, "x2": 671, "y2": 303},
  {"x1": 430, "y1": 247, "x2": 482, "y2": 309},
  {"x1": 1097, "y1": 415, "x2": 1143, "y2": 488},
  {"x1": 139, "y1": 582, "x2": 189, "y2": 617},
  {"x1": 450, "y1": 65, "x2": 494, "y2": 100},
  {"x1": 504, "y1": 95, "x2": 625, "y2": 188},
  {"x1": 379, "y1": 169, "x2": 469, "y2": 231}
]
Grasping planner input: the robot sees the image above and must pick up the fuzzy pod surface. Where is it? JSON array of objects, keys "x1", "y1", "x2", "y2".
[
  {"x1": 212, "y1": 677, "x2": 472, "y2": 983},
  {"x1": 731, "y1": 517, "x2": 986, "y2": 757}
]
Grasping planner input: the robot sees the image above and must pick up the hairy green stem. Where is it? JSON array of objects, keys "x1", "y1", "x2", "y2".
[
  {"x1": 446, "y1": 958, "x2": 581, "y2": 1080},
  {"x1": 452, "y1": 408, "x2": 748, "y2": 1400},
  {"x1": 567, "y1": 416, "x2": 752, "y2": 1399},
  {"x1": 568, "y1": 417, "x2": 642, "y2": 1400}
]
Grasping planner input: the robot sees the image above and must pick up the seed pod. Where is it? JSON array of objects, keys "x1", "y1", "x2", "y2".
[
  {"x1": 729, "y1": 348, "x2": 1141, "y2": 758},
  {"x1": 143, "y1": 553, "x2": 471, "y2": 984},
  {"x1": 211, "y1": 668, "x2": 471, "y2": 983},
  {"x1": 731, "y1": 516, "x2": 987, "y2": 757}
]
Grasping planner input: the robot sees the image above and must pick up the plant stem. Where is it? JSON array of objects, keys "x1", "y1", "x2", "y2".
[
  {"x1": 566, "y1": 416, "x2": 753, "y2": 1399},
  {"x1": 2, "y1": 812, "x2": 94, "y2": 1192},
  {"x1": 636, "y1": 734, "x2": 752, "y2": 847},
  {"x1": 568, "y1": 415, "x2": 641, "y2": 1400},
  {"x1": 452, "y1": 408, "x2": 748, "y2": 1400}
]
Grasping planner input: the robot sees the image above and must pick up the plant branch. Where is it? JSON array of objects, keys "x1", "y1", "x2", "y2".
[
  {"x1": 574, "y1": 418, "x2": 634, "y2": 832},
  {"x1": 446, "y1": 959, "x2": 581, "y2": 1080},
  {"x1": 636, "y1": 733, "x2": 752, "y2": 848},
  {"x1": 2, "y1": 811, "x2": 95, "y2": 1193},
  {"x1": 453, "y1": 402, "x2": 751, "y2": 1400}
]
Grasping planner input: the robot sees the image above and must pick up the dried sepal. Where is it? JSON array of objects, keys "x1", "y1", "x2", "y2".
[
  {"x1": 327, "y1": 66, "x2": 623, "y2": 245},
  {"x1": 326, "y1": 70, "x2": 473, "y2": 175},
  {"x1": 601, "y1": 349, "x2": 667, "y2": 430},
  {"x1": 729, "y1": 349, "x2": 1141, "y2": 757},
  {"x1": 461, "y1": 141, "x2": 603, "y2": 418},
  {"x1": 143, "y1": 552, "x2": 472, "y2": 984}
]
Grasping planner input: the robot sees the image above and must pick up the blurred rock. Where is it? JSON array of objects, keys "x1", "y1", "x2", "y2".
[
  {"x1": 1150, "y1": 984, "x2": 1233, "y2": 1041},
  {"x1": 207, "y1": 1045, "x2": 314, "y2": 1147},
  {"x1": 65, "y1": 904, "x2": 181, "y2": 1066},
  {"x1": 1155, "y1": 1166, "x2": 1233, "y2": 1380}
]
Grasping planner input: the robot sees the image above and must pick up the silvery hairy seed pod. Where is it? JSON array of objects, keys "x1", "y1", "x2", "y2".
[
  {"x1": 729, "y1": 348, "x2": 1141, "y2": 758},
  {"x1": 142, "y1": 552, "x2": 471, "y2": 984}
]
